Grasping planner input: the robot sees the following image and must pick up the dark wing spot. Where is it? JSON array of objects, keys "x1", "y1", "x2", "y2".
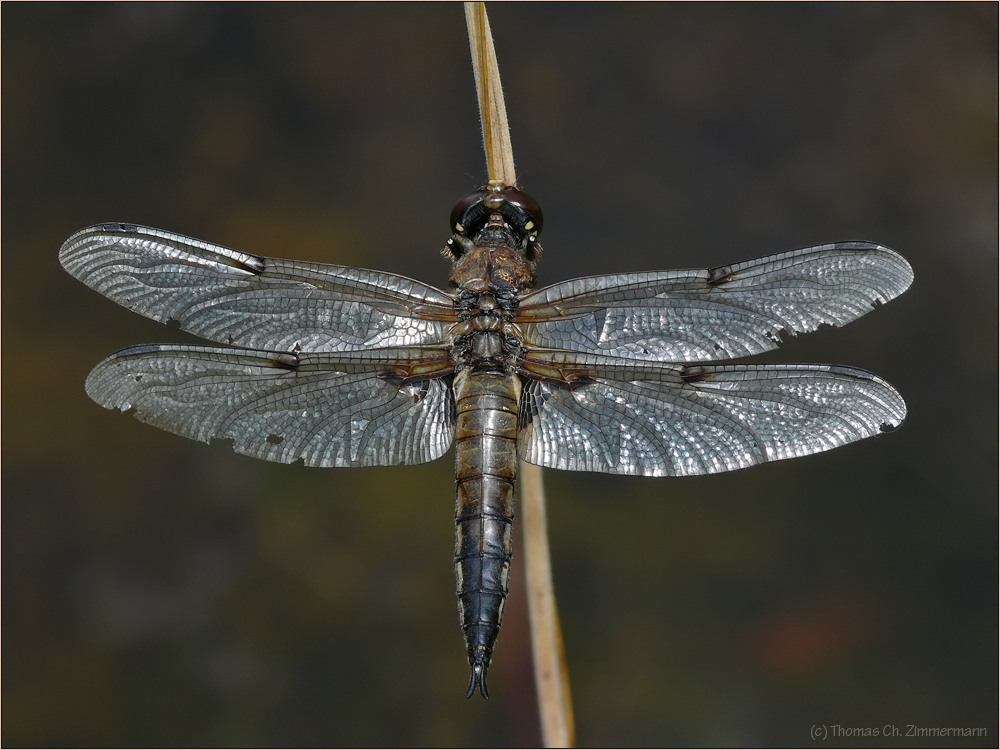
[
  {"x1": 98, "y1": 222, "x2": 138, "y2": 233},
  {"x1": 237, "y1": 255, "x2": 266, "y2": 274},
  {"x1": 827, "y1": 365, "x2": 866, "y2": 379},
  {"x1": 517, "y1": 382, "x2": 550, "y2": 429},
  {"x1": 707, "y1": 264, "x2": 736, "y2": 286},
  {"x1": 378, "y1": 370, "x2": 405, "y2": 388},
  {"x1": 378, "y1": 372, "x2": 436, "y2": 403},
  {"x1": 266, "y1": 434, "x2": 284, "y2": 445},
  {"x1": 270, "y1": 353, "x2": 300, "y2": 369},
  {"x1": 680, "y1": 365, "x2": 710, "y2": 383}
]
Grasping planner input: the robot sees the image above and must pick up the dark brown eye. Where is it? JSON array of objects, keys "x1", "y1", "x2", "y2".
[
  {"x1": 447, "y1": 185, "x2": 545, "y2": 240},
  {"x1": 449, "y1": 189, "x2": 490, "y2": 233},
  {"x1": 500, "y1": 187, "x2": 544, "y2": 236}
]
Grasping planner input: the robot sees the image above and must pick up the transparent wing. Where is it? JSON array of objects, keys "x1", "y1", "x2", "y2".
[
  {"x1": 516, "y1": 352, "x2": 906, "y2": 477},
  {"x1": 516, "y1": 242, "x2": 913, "y2": 362},
  {"x1": 60, "y1": 223, "x2": 457, "y2": 352},
  {"x1": 86, "y1": 344, "x2": 455, "y2": 467}
]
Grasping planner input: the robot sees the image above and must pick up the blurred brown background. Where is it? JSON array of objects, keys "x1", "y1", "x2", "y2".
[{"x1": 3, "y1": 4, "x2": 996, "y2": 747}]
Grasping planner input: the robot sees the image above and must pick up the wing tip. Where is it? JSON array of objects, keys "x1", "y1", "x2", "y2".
[{"x1": 838, "y1": 239, "x2": 915, "y2": 300}]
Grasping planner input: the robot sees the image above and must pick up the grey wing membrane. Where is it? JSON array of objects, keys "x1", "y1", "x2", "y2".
[
  {"x1": 87, "y1": 344, "x2": 456, "y2": 467},
  {"x1": 59, "y1": 223, "x2": 456, "y2": 352},
  {"x1": 517, "y1": 353, "x2": 906, "y2": 477},
  {"x1": 517, "y1": 242, "x2": 913, "y2": 362}
]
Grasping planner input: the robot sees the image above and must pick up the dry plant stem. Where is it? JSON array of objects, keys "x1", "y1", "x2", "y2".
[
  {"x1": 519, "y1": 461, "x2": 575, "y2": 748},
  {"x1": 464, "y1": 4, "x2": 575, "y2": 747},
  {"x1": 463, "y1": 3, "x2": 516, "y2": 184}
]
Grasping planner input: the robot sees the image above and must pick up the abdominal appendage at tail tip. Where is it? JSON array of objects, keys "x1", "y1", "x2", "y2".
[{"x1": 466, "y1": 658, "x2": 490, "y2": 699}]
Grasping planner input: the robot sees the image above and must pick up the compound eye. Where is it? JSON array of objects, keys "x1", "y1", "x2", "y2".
[
  {"x1": 500, "y1": 186, "x2": 544, "y2": 236},
  {"x1": 449, "y1": 189, "x2": 490, "y2": 234}
]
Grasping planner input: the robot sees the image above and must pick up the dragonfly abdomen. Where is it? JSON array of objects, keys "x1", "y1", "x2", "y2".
[{"x1": 452, "y1": 369, "x2": 520, "y2": 698}]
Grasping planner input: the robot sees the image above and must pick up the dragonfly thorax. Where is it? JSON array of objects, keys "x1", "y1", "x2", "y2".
[
  {"x1": 449, "y1": 244, "x2": 536, "y2": 295},
  {"x1": 450, "y1": 312, "x2": 524, "y2": 373}
]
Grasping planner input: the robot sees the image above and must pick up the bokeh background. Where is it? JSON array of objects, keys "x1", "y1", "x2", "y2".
[{"x1": 3, "y1": 4, "x2": 996, "y2": 747}]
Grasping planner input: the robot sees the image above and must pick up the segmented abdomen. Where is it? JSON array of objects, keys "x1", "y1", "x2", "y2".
[{"x1": 452, "y1": 368, "x2": 520, "y2": 698}]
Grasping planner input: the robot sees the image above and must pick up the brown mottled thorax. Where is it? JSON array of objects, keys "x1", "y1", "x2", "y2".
[{"x1": 449, "y1": 242, "x2": 536, "y2": 294}]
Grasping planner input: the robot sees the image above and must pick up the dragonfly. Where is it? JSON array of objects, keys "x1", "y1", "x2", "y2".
[{"x1": 59, "y1": 182, "x2": 912, "y2": 698}]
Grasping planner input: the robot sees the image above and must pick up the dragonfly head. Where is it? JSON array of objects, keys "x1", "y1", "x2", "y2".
[{"x1": 443, "y1": 183, "x2": 543, "y2": 263}]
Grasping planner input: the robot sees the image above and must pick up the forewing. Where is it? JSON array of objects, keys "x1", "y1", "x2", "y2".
[
  {"x1": 60, "y1": 223, "x2": 457, "y2": 351},
  {"x1": 517, "y1": 242, "x2": 912, "y2": 362},
  {"x1": 86, "y1": 344, "x2": 455, "y2": 467},
  {"x1": 517, "y1": 353, "x2": 906, "y2": 477}
]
